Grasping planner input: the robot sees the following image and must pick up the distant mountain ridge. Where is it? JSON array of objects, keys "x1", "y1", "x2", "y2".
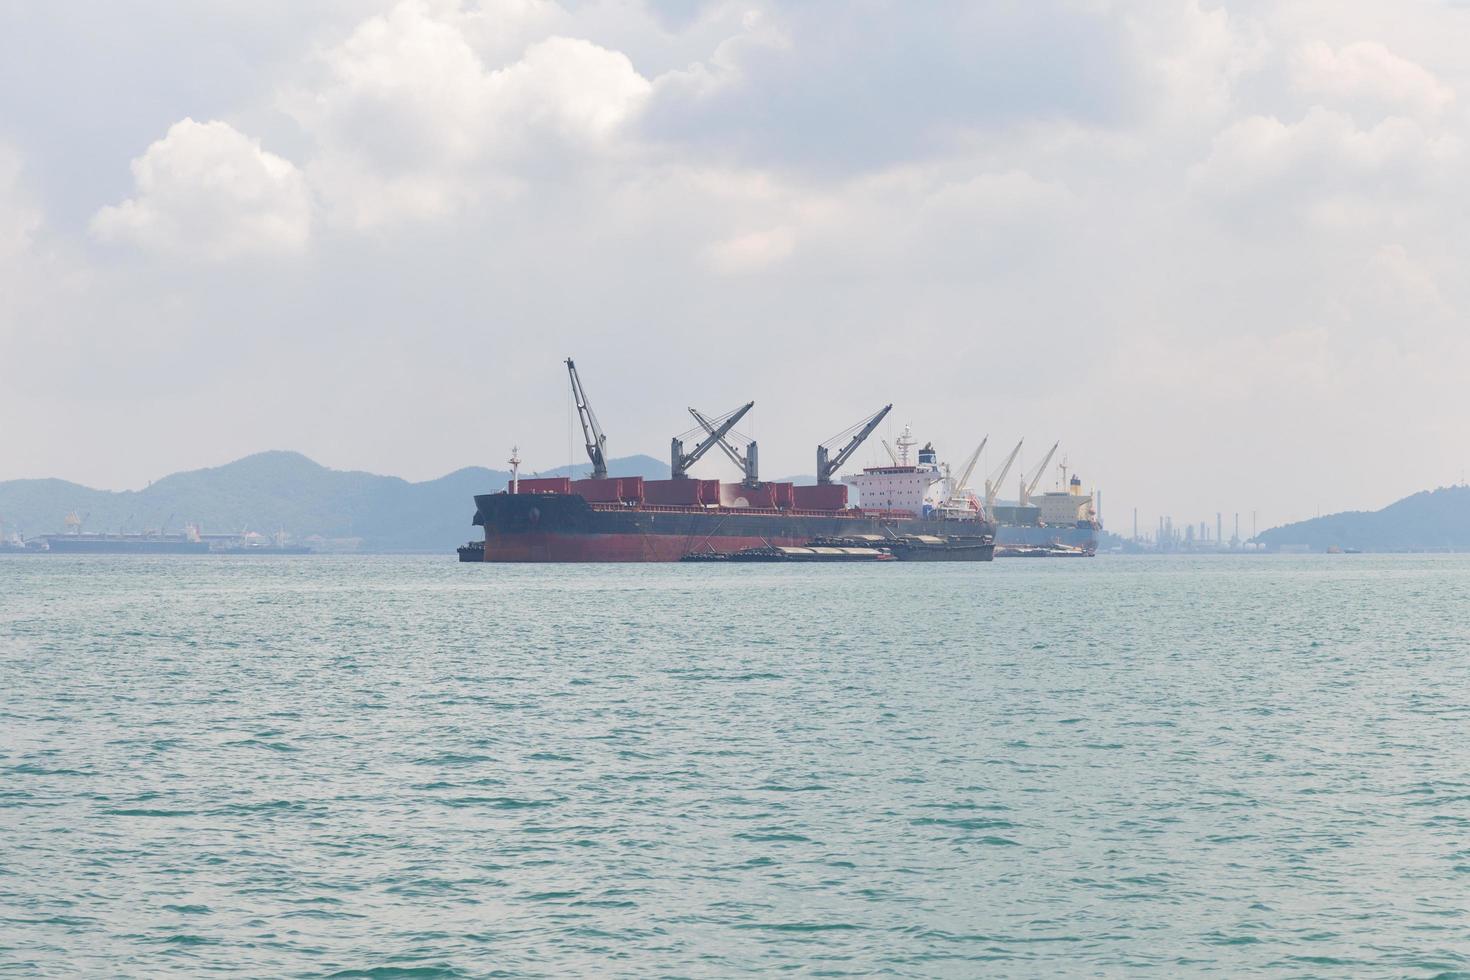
[
  {"x1": 1258, "y1": 485, "x2": 1470, "y2": 552},
  {"x1": 0, "y1": 451, "x2": 669, "y2": 552}
]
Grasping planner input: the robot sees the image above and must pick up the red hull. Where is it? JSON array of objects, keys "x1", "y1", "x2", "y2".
[{"x1": 483, "y1": 531, "x2": 814, "y2": 562}]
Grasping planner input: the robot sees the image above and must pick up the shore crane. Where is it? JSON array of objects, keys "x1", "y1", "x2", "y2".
[
  {"x1": 689, "y1": 405, "x2": 760, "y2": 485},
  {"x1": 1018, "y1": 441, "x2": 1061, "y2": 506},
  {"x1": 984, "y1": 440, "x2": 1024, "y2": 511},
  {"x1": 817, "y1": 405, "x2": 892, "y2": 485},
  {"x1": 672, "y1": 402, "x2": 755, "y2": 480},
  {"x1": 565, "y1": 358, "x2": 608, "y2": 480}
]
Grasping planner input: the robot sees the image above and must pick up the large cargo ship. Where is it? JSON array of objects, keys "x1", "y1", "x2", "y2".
[
  {"x1": 464, "y1": 362, "x2": 995, "y2": 563},
  {"x1": 956, "y1": 439, "x2": 1101, "y2": 554},
  {"x1": 40, "y1": 532, "x2": 211, "y2": 555},
  {"x1": 33, "y1": 514, "x2": 312, "y2": 555},
  {"x1": 991, "y1": 478, "x2": 1100, "y2": 553}
]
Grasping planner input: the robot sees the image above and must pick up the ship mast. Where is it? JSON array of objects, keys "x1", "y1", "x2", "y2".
[
  {"x1": 895, "y1": 425, "x2": 916, "y2": 466},
  {"x1": 509, "y1": 445, "x2": 521, "y2": 494}
]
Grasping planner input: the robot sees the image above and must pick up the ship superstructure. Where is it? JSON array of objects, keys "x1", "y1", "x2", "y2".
[
  {"x1": 846, "y1": 428, "x2": 948, "y2": 514},
  {"x1": 1032, "y1": 463, "x2": 1096, "y2": 527},
  {"x1": 844, "y1": 427, "x2": 992, "y2": 522},
  {"x1": 850, "y1": 432, "x2": 1100, "y2": 553}
]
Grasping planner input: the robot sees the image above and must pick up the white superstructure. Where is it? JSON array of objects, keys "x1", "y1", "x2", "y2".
[
  {"x1": 1033, "y1": 463, "x2": 1096, "y2": 526},
  {"x1": 845, "y1": 425, "x2": 982, "y2": 519}
]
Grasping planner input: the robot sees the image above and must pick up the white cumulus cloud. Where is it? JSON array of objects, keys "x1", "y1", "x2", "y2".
[
  {"x1": 91, "y1": 118, "x2": 310, "y2": 259},
  {"x1": 290, "y1": 0, "x2": 650, "y2": 228},
  {"x1": 1291, "y1": 40, "x2": 1454, "y2": 120},
  {"x1": 494, "y1": 36, "x2": 651, "y2": 142},
  {"x1": 1189, "y1": 106, "x2": 1461, "y2": 200}
]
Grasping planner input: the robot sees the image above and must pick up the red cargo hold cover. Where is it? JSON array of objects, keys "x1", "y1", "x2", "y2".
[
  {"x1": 572, "y1": 478, "x2": 622, "y2": 502},
  {"x1": 617, "y1": 477, "x2": 645, "y2": 504},
  {"x1": 515, "y1": 477, "x2": 572, "y2": 494},
  {"x1": 793, "y1": 484, "x2": 849, "y2": 511},
  {"x1": 720, "y1": 482, "x2": 776, "y2": 508},
  {"x1": 643, "y1": 479, "x2": 702, "y2": 506}
]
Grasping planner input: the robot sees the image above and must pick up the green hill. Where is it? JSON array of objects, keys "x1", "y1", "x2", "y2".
[
  {"x1": 0, "y1": 450, "x2": 669, "y2": 552},
  {"x1": 1258, "y1": 485, "x2": 1470, "y2": 552}
]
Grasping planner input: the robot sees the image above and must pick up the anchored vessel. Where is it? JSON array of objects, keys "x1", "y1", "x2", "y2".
[
  {"x1": 41, "y1": 533, "x2": 212, "y2": 554},
  {"x1": 31, "y1": 513, "x2": 313, "y2": 555},
  {"x1": 969, "y1": 439, "x2": 1100, "y2": 553},
  {"x1": 465, "y1": 361, "x2": 997, "y2": 563}
]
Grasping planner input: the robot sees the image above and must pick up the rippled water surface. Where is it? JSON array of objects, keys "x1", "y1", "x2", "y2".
[{"x1": 3, "y1": 554, "x2": 1469, "y2": 976}]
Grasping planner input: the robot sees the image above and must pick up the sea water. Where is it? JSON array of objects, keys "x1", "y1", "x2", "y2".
[{"x1": 2, "y1": 555, "x2": 1468, "y2": 976}]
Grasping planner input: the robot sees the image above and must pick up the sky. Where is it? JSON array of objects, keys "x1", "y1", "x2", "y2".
[{"x1": 2, "y1": 0, "x2": 1469, "y2": 530}]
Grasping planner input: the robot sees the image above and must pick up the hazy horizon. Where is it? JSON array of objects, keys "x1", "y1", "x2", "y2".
[{"x1": 4, "y1": 1, "x2": 1468, "y2": 530}]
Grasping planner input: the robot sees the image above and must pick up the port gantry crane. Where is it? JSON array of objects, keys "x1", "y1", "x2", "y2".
[
  {"x1": 565, "y1": 358, "x2": 608, "y2": 480},
  {"x1": 674, "y1": 402, "x2": 756, "y2": 480},
  {"x1": 984, "y1": 439, "x2": 1024, "y2": 512},
  {"x1": 816, "y1": 404, "x2": 893, "y2": 485},
  {"x1": 688, "y1": 405, "x2": 760, "y2": 485},
  {"x1": 1018, "y1": 441, "x2": 1061, "y2": 506}
]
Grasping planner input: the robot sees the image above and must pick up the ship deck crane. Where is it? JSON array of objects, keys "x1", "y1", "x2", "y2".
[
  {"x1": 689, "y1": 406, "x2": 759, "y2": 485},
  {"x1": 817, "y1": 404, "x2": 892, "y2": 485},
  {"x1": 1019, "y1": 441, "x2": 1060, "y2": 506},
  {"x1": 674, "y1": 402, "x2": 755, "y2": 480},
  {"x1": 984, "y1": 439, "x2": 1024, "y2": 511},
  {"x1": 946, "y1": 436, "x2": 988, "y2": 503},
  {"x1": 565, "y1": 358, "x2": 608, "y2": 480},
  {"x1": 881, "y1": 440, "x2": 899, "y2": 465}
]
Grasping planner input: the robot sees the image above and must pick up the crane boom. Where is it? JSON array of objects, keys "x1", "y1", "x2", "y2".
[
  {"x1": 690, "y1": 406, "x2": 760, "y2": 484},
  {"x1": 673, "y1": 402, "x2": 755, "y2": 479},
  {"x1": 984, "y1": 439, "x2": 1024, "y2": 510},
  {"x1": 565, "y1": 358, "x2": 608, "y2": 480},
  {"x1": 881, "y1": 440, "x2": 899, "y2": 465},
  {"x1": 951, "y1": 436, "x2": 988, "y2": 497},
  {"x1": 1020, "y1": 440, "x2": 1060, "y2": 505},
  {"x1": 817, "y1": 404, "x2": 893, "y2": 484}
]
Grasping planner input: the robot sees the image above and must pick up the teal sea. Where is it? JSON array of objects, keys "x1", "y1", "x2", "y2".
[{"x1": 2, "y1": 555, "x2": 1468, "y2": 976}]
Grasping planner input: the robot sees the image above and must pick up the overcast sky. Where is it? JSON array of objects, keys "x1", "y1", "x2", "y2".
[{"x1": 3, "y1": 0, "x2": 1468, "y2": 529}]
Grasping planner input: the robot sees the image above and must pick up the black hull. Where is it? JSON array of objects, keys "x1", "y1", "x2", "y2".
[
  {"x1": 890, "y1": 542, "x2": 996, "y2": 561},
  {"x1": 471, "y1": 493, "x2": 996, "y2": 562}
]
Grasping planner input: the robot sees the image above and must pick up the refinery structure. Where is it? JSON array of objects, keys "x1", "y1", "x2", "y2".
[{"x1": 459, "y1": 360, "x2": 1101, "y2": 563}]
